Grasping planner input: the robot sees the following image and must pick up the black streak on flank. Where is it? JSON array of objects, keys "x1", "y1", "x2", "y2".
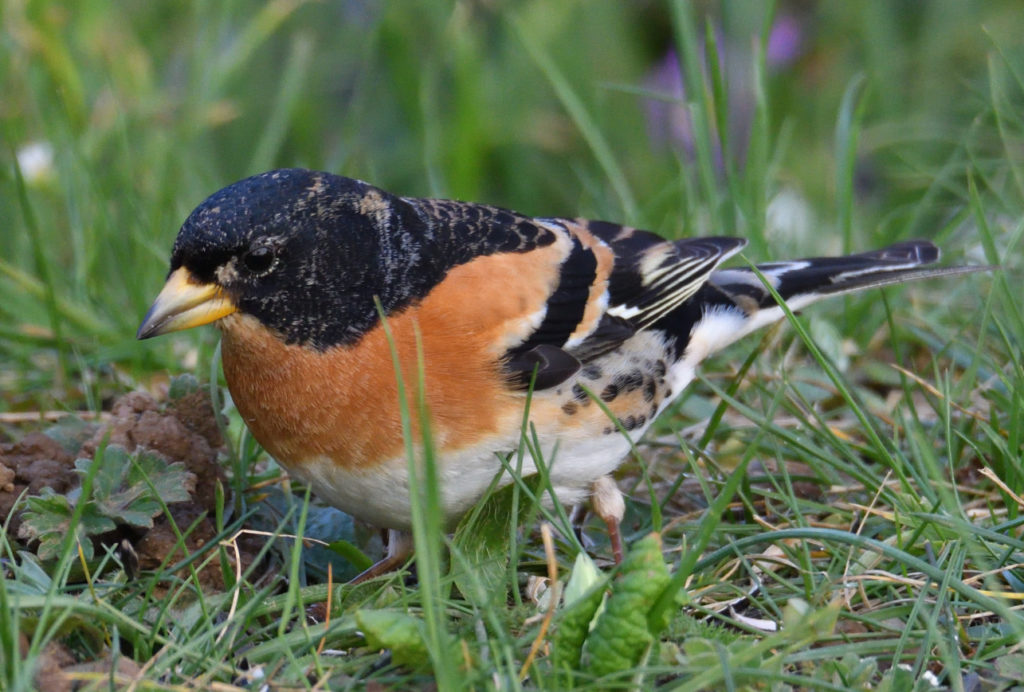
[
  {"x1": 613, "y1": 369, "x2": 645, "y2": 394},
  {"x1": 600, "y1": 383, "x2": 619, "y2": 402},
  {"x1": 643, "y1": 378, "x2": 657, "y2": 402},
  {"x1": 571, "y1": 384, "x2": 589, "y2": 404}
]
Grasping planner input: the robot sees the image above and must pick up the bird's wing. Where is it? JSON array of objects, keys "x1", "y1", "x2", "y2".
[
  {"x1": 405, "y1": 198, "x2": 745, "y2": 390},
  {"x1": 495, "y1": 214, "x2": 745, "y2": 388}
]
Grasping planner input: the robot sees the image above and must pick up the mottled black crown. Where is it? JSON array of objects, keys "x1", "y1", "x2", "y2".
[{"x1": 169, "y1": 168, "x2": 556, "y2": 349}]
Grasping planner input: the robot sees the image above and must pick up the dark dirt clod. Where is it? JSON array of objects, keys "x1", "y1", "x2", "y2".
[
  {"x1": 1, "y1": 388, "x2": 241, "y2": 589},
  {"x1": 0, "y1": 432, "x2": 78, "y2": 536},
  {"x1": 79, "y1": 390, "x2": 227, "y2": 512},
  {"x1": 20, "y1": 631, "x2": 143, "y2": 692},
  {"x1": 20, "y1": 633, "x2": 76, "y2": 692},
  {"x1": 136, "y1": 501, "x2": 227, "y2": 591}
]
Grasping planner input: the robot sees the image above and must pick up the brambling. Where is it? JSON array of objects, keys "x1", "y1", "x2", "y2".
[{"x1": 137, "y1": 168, "x2": 983, "y2": 578}]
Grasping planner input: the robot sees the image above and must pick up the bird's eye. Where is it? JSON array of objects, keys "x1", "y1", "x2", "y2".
[{"x1": 242, "y1": 245, "x2": 276, "y2": 274}]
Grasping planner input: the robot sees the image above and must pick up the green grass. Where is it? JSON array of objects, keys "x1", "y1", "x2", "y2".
[{"x1": 3, "y1": 0, "x2": 1024, "y2": 689}]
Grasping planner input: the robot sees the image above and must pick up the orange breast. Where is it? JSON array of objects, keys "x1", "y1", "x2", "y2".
[{"x1": 218, "y1": 247, "x2": 567, "y2": 472}]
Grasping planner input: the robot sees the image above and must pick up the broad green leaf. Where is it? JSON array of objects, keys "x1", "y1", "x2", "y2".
[
  {"x1": 356, "y1": 609, "x2": 430, "y2": 669},
  {"x1": 18, "y1": 445, "x2": 195, "y2": 561},
  {"x1": 450, "y1": 474, "x2": 543, "y2": 604},
  {"x1": 562, "y1": 551, "x2": 603, "y2": 607},
  {"x1": 995, "y1": 653, "x2": 1024, "y2": 680},
  {"x1": 43, "y1": 414, "x2": 97, "y2": 454},
  {"x1": 551, "y1": 575, "x2": 608, "y2": 671},
  {"x1": 585, "y1": 532, "x2": 670, "y2": 678}
]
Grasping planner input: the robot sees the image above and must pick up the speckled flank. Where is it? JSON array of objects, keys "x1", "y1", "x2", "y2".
[{"x1": 531, "y1": 330, "x2": 674, "y2": 442}]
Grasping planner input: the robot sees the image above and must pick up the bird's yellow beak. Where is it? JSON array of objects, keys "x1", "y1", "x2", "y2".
[{"x1": 137, "y1": 267, "x2": 238, "y2": 339}]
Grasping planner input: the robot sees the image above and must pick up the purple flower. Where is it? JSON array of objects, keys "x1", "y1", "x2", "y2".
[{"x1": 645, "y1": 14, "x2": 805, "y2": 164}]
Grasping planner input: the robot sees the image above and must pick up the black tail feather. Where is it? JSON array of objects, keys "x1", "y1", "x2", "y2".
[{"x1": 732, "y1": 240, "x2": 993, "y2": 306}]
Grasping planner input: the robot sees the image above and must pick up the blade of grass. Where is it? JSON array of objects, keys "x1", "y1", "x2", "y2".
[
  {"x1": 513, "y1": 15, "x2": 636, "y2": 218},
  {"x1": 670, "y1": 0, "x2": 722, "y2": 227},
  {"x1": 374, "y1": 299, "x2": 458, "y2": 689},
  {"x1": 9, "y1": 151, "x2": 68, "y2": 384},
  {"x1": 834, "y1": 74, "x2": 867, "y2": 255},
  {"x1": 247, "y1": 33, "x2": 315, "y2": 173},
  {"x1": 691, "y1": 526, "x2": 1024, "y2": 627},
  {"x1": 647, "y1": 368, "x2": 790, "y2": 630}
]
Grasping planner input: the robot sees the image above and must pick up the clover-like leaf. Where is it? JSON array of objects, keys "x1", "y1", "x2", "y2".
[
  {"x1": 20, "y1": 445, "x2": 197, "y2": 561},
  {"x1": 77, "y1": 445, "x2": 195, "y2": 528},
  {"x1": 18, "y1": 488, "x2": 115, "y2": 560}
]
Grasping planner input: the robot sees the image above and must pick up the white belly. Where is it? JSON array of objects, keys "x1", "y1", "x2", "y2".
[
  {"x1": 292, "y1": 428, "x2": 634, "y2": 530},
  {"x1": 287, "y1": 329, "x2": 691, "y2": 530}
]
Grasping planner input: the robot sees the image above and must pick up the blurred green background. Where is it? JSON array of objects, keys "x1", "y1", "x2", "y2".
[{"x1": 1, "y1": 0, "x2": 1021, "y2": 412}]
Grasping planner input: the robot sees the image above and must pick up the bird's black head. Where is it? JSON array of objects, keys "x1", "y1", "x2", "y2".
[{"x1": 137, "y1": 168, "x2": 442, "y2": 348}]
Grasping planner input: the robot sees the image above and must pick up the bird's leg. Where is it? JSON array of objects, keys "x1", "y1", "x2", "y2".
[
  {"x1": 590, "y1": 475, "x2": 626, "y2": 565},
  {"x1": 349, "y1": 529, "x2": 413, "y2": 584},
  {"x1": 569, "y1": 503, "x2": 590, "y2": 547}
]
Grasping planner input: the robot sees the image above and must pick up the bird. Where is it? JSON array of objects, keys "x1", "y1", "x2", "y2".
[{"x1": 137, "y1": 168, "x2": 986, "y2": 579}]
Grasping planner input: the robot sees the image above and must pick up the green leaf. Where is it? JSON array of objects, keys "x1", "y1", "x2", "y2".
[
  {"x1": 246, "y1": 486, "x2": 370, "y2": 581},
  {"x1": 18, "y1": 444, "x2": 196, "y2": 561},
  {"x1": 449, "y1": 474, "x2": 543, "y2": 604},
  {"x1": 563, "y1": 551, "x2": 603, "y2": 607},
  {"x1": 325, "y1": 540, "x2": 374, "y2": 573},
  {"x1": 78, "y1": 445, "x2": 194, "y2": 528},
  {"x1": 808, "y1": 316, "x2": 850, "y2": 372},
  {"x1": 679, "y1": 637, "x2": 719, "y2": 667},
  {"x1": 295, "y1": 503, "x2": 366, "y2": 581},
  {"x1": 551, "y1": 571, "x2": 608, "y2": 671},
  {"x1": 43, "y1": 414, "x2": 97, "y2": 455},
  {"x1": 167, "y1": 373, "x2": 201, "y2": 399},
  {"x1": 781, "y1": 598, "x2": 841, "y2": 640},
  {"x1": 17, "y1": 488, "x2": 114, "y2": 560},
  {"x1": 877, "y1": 663, "x2": 917, "y2": 692},
  {"x1": 584, "y1": 532, "x2": 670, "y2": 678},
  {"x1": 356, "y1": 609, "x2": 430, "y2": 669},
  {"x1": 5, "y1": 552, "x2": 53, "y2": 595},
  {"x1": 995, "y1": 653, "x2": 1024, "y2": 680}
]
